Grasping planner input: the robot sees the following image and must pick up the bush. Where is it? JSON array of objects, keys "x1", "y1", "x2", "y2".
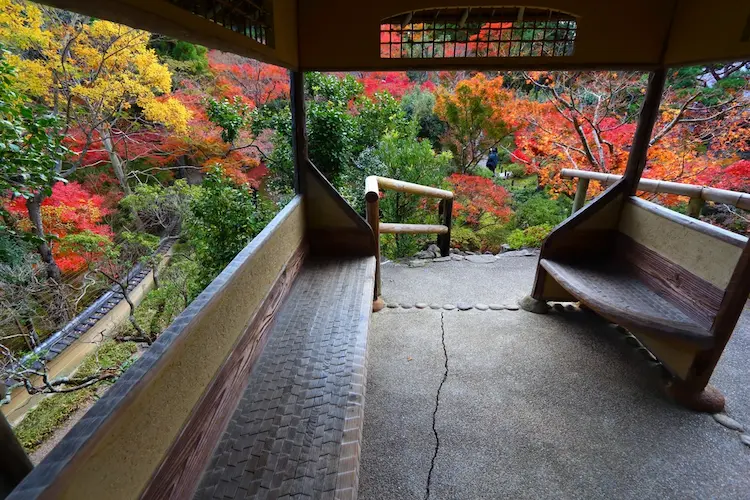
[
  {"x1": 473, "y1": 166, "x2": 494, "y2": 179},
  {"x1": 506, "y1": 224, "x2": 553, "y2": 249},
  {"x1": 502, "y1": 163, "x2": 527, "y2": 177},
  {"x1": 451, "y1": 226, "x2": 482, "y2": 251},
  {"x1": 514, "y1": 193, "x2": 569, "y2": 229},
  {"x1": 185, "y1": 168, "x2": 274, "y2": 287}
]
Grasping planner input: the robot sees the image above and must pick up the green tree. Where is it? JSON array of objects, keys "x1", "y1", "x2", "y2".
[
  {"x1": 185, "y1": 167, "x2": 272, "y2": 287},
  {"x1": 0, "y1": 52, "x2": 65, "y2": 279}
]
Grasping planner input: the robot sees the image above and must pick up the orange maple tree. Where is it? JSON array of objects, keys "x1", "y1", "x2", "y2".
[{"x1": 514, "y1": 69, "x2": 749, "y2": 202}]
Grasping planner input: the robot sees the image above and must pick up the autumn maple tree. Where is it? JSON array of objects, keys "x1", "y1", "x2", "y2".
[
  {"x1": 446, "y1": 174, "x2": 513, "y2": 228},
  {"x1": 514, "y1": 68, "x2": 749, "y2": 200},
  {"x1": 435, "y1": 73, "x2": 518, "y2": 173}
]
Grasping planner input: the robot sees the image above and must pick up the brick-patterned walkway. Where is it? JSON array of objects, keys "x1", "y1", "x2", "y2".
[{"x1": 195, "y1": 256, "x2": 374, "y2": 500}]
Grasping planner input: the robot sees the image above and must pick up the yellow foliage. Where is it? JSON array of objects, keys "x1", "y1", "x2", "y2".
[{"x1": 0, "y1": 2, "x2": 188, "y2": 130}]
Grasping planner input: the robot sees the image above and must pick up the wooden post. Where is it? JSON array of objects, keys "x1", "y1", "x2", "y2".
[
  {"x1": 1, "y1": 401, "x2": 32, "y2": 498},
  {"x1": 687, "y1": 197, "x2": 705, "y2": 218},
  {"x1": 571, "y1": 177, "x2": 590, "y2": 214},
  {"x1": 290, "y1": 71, "x2": 307, "y2": 194},
  {"x1": 622, "y1": 69, "x2": 667, "y2": 194},
  {"x1": 365, "y1": 177, "x2": 382, "y2": 306},
  {"x1": 437, "y1": 199, "x2": 453, "y2": 257}
]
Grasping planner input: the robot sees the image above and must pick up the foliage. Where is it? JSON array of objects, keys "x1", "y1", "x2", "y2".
[
  {"x1": 401, "y1": 87, "x2": 446, "y2": 148},
  {"x1": 506, "y1": 224, "x2": 553, "y2": 250},
  {"x1": 513, "y1": 193, "x2": 568, "y2": 229},
  {"x1": 435, "y1": 74, "x2": 518, "y2": 172},
  {"x1": 446, "y1": 174, "x2": 513, "y2": 228},
  {"x1": 120, "y1": 180, "x2": 197, "y2": 234},
  {"x1": 185, "y1": 168, "x2": 273, "y2": 287},
  {"x1": 473, "y1": 166, "x2": 494, "y2": 179},
  {"x1": 12, "y1": 340, "x2": 137, "y2": 452},
  {"x1": 450, "y1": 226, "x2": 482, "y2": 252},
  {"x1": 7, "y1": 182, "x2": 113, "y2": 272},
  {"x1": 515, "y1": 68, "x2": 749, "y2": 201},
  {"x1": 0, "y1": 51, "x2": 65, "y2": 204},
  {"x1": 206, "y1": 96, "x2": 250, "y2": 144}
]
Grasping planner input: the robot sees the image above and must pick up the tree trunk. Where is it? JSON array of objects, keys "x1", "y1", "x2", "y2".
[
  {"x1": 26, "y1": 193, "x2": 62, "y2": 281},
  {"x1": 99, "y1": 127, "x2": 131, "y2": 196}
]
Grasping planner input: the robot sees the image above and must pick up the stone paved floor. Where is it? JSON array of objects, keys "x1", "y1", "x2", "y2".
[{"x1": 360, "y1": 256, "x2": 750, "y2": 499}]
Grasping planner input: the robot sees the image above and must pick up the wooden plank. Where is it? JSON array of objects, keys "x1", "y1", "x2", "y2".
[
  {"x1": 617, "y1": 234, "x2": 724, "y2": 329},
  {"x1": 141, "y1": 245, "x2": 307, "y2": 500},
  {"x1": 374, "y1": 176, "x2": 453, "y2": 199},
  {"x1": 379, "y1": 223, "x2": 449, "y2": 234},
  {"x1": 622, "y1": 69, "x2": 667, "y2": 193}
]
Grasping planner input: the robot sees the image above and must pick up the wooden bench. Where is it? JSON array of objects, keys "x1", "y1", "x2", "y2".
[
  {"x1": 8, "y1": 163, "x2": 377, "y2": 500},
  {"x1": 524, "y1": 190, "x2": 750, "y2": 413}
]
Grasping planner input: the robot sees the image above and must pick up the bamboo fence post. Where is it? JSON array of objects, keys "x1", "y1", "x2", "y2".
[
  {"x1": 687, "y1": 197, "x2": 705, "y2": 218},
  {"x1": 571, "y1": 178, "x2": 590, "y2": 214}
]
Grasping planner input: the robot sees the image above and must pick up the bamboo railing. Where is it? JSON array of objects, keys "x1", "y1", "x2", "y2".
[
  {"x1": 364, "y1": 176, "x2": 454, "y2": 301},
  {"x1": 562, "y1": 169, "x2": 750, "y2": 217}
]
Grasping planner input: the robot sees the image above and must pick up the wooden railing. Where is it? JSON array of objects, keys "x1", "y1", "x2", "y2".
[
  {"x1": 562, "y1": 168, "x2": 750, "y2": 217},
  {"x1": 365, "y1": 176, "x2": 454, "y2": 299}
]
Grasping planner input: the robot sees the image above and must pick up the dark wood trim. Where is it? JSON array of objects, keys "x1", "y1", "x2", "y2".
[
  {"x1": 540, "y1": 180, "x2": 625, "y2": 258},
  {"x1": 0, "y1": 412, "x2": 32, "y2": 498},
  {"x1": 308, "y1": 228, "x2": 376, "y2": 258},
  {"x1": 290, "y1": 71, "x2": 307, "y2": 195},
  {"x1": 303, "y1": 160, "x2": 376, "y2": 256},
  {"x1": 626, "y1": 196, "x2": 747, "y2": 249},
  {"x1": 141, "y1": 245, "x2": 307, "y2": 500},
  {"x1": 622, "y1": 69, "x2": 666, "y2": 194},
  {"x1": 617, "y1": 234, "x2": 724, "y2": 329}
]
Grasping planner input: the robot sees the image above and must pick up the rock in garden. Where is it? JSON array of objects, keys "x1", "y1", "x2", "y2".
[
  {"x1": 505, "y1": 304, "x2": 520, "y2": 311},
  {"x1": 475, "y1": 303, "x2": 489, "y2": 311},
  {"x1": 451, "y1": 254, "x2": 465, "y2": 261},
  {"x1": 429, "y1": 303, "x2": 442, "y2": 309},
  {"x1": 414, "y1": 250, "x2": 435, "y2": 259},
  {"x1": 713, "y1": 413, "x2": 744, "y2": 431},
  {"x1": 408, "y1": 260, "x2": 427, "y2": 268},
  {"x1": 740, "y1": 434, "x2": 750, "y2": 447},
  {"x1": 415, "y1": 302, "x2": 428, "y2": 309},
  {"x1": 443, "y1": 304, "x2": 456, "y2": 310},
  {"x1": 386, "y1": 302, "x2": 399, "y2": 308},
  {"x1": 457, "y1": 302, "x2": 473, "y2": 311},
  {"x1": 433, "y1": 256, "x2": 451, "y2": 262},
  {"x1": 400, "y1": 303, "x2": 413, "y2": 309},
  {"x1": 488, "y1": 304, "x2": 505, "y2": 310},
  {"x1": 427, "y1": 244, "x2": 442, "y2": 257},
  {"x1": 465, "y1": 254, "x2": 496, "y2": 264}
]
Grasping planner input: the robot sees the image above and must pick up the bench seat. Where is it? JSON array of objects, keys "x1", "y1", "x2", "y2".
[
  {"x1": 194, "y1": 256, "x2": 374, "y2": 500},
  {"x1": 540, "y1": 258, "x2": 714, "y2": 348}
]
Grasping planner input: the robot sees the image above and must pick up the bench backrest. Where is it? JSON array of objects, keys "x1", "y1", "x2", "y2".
[{"x1": 618, "y1": 196, "x2": 747, "y2": 329}]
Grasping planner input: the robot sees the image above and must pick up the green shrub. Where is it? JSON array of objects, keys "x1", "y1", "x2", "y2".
[
  {"x1": 514, "y1": 193, "x2": 569, "y2": 229},
  {"x1": 473, "y1": 166, "x2": 494, "y2": 179},
  {"x1": 506, "y1": 224, "x2": 553, "y2": 249},
  {"x1": 451, "y1": 226, "x2": 482, "y2": 251},
  {"x1": 13, "y1": 340, "x2": 137, "y2": 452},
  {"x1": 501, "y1": 163, "x2": 526, "y2": 177}
]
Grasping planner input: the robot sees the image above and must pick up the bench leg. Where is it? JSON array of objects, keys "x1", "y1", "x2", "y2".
[{"x1": 665, "y1": 381, "x2": 725, "y2": 413}]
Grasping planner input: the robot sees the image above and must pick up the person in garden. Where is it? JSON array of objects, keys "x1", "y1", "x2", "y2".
[{"x1": 486, "y1": 147, "x2": 499, "y2": 174}]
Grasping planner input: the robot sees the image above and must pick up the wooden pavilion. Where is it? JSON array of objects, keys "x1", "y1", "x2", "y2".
[{"x1": 2, "y1": 1, "x2": 750, "y2": 498}]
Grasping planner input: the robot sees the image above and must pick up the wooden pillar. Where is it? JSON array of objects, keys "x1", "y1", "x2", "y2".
[
  {"x1": 622, "y1": 69, "x2": 667, "y2": 194},
  {"x1": 290, "y1": 71, "x2": 307, "y2": 194},
  {"x1": 437, "y1": 199, "x2": 453, "y2": 257},
  {"x1": 366, "y1": 196, "x2": 381, "y2": 299},
  {"x1": 0, "y1": 405, "x2": 32, "y2": 498},
  {"x1": 571, "y1": 178, "x2": 590, "y2": 214}
]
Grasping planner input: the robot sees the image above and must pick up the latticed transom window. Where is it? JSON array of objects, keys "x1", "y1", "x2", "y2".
[
  {"x1": 167, "y1": 0, "x2": 274, "y2": 46},
  {"x1": 380, "y1": 7, "x2": 577, "y2": 59}
]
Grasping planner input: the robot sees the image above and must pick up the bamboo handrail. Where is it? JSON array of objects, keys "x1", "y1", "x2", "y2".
[
  {"x1": 364, "y1": 175, "x2": 454, "y2": 305},
  {"x1": 380, "y1": 223, "x2": 449, "y2": 234},
  {"x1": 562, "y1": 169, "x2": 750, "y2": 212}
]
